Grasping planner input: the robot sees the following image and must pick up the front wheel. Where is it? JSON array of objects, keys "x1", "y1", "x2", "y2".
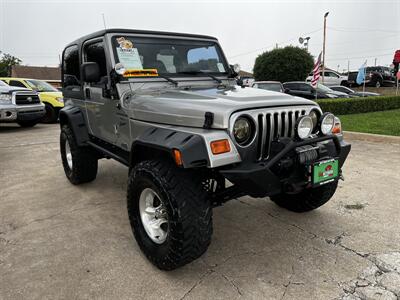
[
  {"x1": 375, "y1": 78, "x2": 382, "y2": 88},
  {"x1": 270, "y1": 181, "x2": 338, "y2": 212},
  {"x1": 127, "y1": 160, "x2": 212, "y2": 270}
]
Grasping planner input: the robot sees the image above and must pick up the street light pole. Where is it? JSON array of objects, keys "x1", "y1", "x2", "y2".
[{"x1": 322, "y1": 12, "x2": 329, "y2": 84}]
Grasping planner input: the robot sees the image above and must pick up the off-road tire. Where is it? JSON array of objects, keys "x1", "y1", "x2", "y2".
[
  {"x1": 42, "y1": 104, "x2": 58, "y2": 123},
  {"x1": 270, "y1": 181, "x2": 338, "y2": 212},
  {"x1": 60, "y1": 125, "x2": 98, "y2": 184},
  {"x1": 17, "y1": 120, "x2": 39, "y2": 127},
  {"x1": 127, "y1": 160, "x2": 213, "y2": 270},
  {"x1": 374, "y1": 78, "x2": 382, "y2": 88}
]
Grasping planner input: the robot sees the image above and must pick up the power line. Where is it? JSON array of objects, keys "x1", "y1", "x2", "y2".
[
  {"x1": 228, "y1": 28, "x2": 322, "y2": 59},
  {"x1": 327, "y1": 26, "x2": 400, "y2": 34}
]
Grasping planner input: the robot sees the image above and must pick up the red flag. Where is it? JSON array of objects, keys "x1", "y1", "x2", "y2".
[{"x1": 311, "y1": 52, "x2": 322, "y2": 87}]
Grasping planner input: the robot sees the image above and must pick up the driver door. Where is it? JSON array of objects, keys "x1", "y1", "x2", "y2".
[{"x1": 82, "y1": 38, "x2": 119, "y2": 144}]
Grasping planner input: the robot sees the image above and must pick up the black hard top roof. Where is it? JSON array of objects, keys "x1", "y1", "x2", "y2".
[{"x1": 66, "y1": 28, "x2": 218, "y2": 48}]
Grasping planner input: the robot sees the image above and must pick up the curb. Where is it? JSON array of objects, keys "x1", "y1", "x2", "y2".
[{"x1": 344, "y1": 131, "x2": 400, "y2": 144}]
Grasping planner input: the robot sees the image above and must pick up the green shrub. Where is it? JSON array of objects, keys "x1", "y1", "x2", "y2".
[
  {"x1": 253, "y1": 46, "x2": 313, "y2": 82},
  {"x1": 317, "y1": 96, "x2": 400, "y2": 115}
]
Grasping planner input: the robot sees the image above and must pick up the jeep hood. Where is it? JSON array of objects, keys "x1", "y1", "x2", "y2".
[{"x1": 126, "y1": 86, "x2": 318, "y2": 129}]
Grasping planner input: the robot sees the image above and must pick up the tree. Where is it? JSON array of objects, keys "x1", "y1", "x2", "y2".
[
  {"x1": 253, "y1": 46, "x2": 314, "y2": 83},
  {"x1": 0, "y1": 52, "x2": 22, "y2": 76}
]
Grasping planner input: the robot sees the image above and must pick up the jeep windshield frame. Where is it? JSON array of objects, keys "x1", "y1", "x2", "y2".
[{"x1": 110, "y1": 35, "x2": 230, "y2": 79}]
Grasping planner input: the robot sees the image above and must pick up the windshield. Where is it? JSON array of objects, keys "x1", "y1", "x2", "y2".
[
  {"x1": 315, "y1": 84, "x2": 334, "y2": 93},
  {"x1": 255, "y1": 83, "x2": 282, "y2": 92},
  {"x1": 26, "y1": 79, "x2": 58, "y2": 92},
  {"x1": 112, "y1": 36, "x2": 228, "y2": 76},
  {"x1": 0, "y1": 80, "x2": 7, "y2": 86}
]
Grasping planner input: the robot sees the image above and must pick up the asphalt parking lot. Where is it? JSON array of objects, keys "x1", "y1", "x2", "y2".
[{"x1": 1, "y1": 124, "x2": 400, "y2": 300}]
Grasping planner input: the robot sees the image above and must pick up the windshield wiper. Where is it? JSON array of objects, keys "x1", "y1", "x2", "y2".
[
  {"x1": 180, "y1": 71, "x2": 222, "y2": 84},
  {"x1": 157, "y1": 73, "x2": 179, "y2": 86}
]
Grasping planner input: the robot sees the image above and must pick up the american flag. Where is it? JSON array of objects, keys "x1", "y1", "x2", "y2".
[{"x1": 311, "y1": 52, "x2": 322, "y2": 87}]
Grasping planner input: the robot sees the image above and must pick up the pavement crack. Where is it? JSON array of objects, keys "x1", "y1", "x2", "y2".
[
  {"x1": 280, "y1": 265, "x2": 295, "y2": 300},
  {"x1": 219, "y1": 272, "x2": 243, "y2": 296},
  {"x1": 179, "y1": 269, "x2": 215, "y2": 300}
]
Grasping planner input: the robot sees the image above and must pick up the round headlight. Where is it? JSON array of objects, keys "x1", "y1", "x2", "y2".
[
  {"x1": 233, "y1": 117, "x2": 253, "y2": 145},
  {"x1": 296, "y1": 116, "x2": 314, "y2": 139},
  {"x1": 320, "y1": 113, "x2": 335, "y2": 135}
]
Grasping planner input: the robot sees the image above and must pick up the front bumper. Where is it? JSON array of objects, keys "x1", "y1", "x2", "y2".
[
  {"x1": 0, "y1": 104, "x2": 46, "y2": 122},
  {"x1": 17, "y1": 104, "x2": 46, "y2": 121},
  {"x1": 220, "y1": 135, "x2": 351, "y2": 197},
  {"x1": 0, "y1": 104, "x2": 17, "y2": 121}
]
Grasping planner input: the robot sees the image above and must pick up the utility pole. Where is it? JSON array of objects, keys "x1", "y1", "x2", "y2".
[
  {"x1": 102, "y1": 13, "x2": 107, "y2": 29},
  {"x1": 347, "y1": 60, "x2": 350, "y2": 77},
  {"x1": 374, "y1": 58, "x2": 377, "y2": 66},
  {"x1": 322, "y1": 12, "x2": 329, "y2": 84}
]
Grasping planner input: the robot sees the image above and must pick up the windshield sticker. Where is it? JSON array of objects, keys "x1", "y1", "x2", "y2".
[
  {"x1": 217, "y1": 63, "x2": 225, "y2": 72},
  {"x1": 123, "y1": 69, "x2": 159, "y2": 77},
  {"x1": 116, "y1": 37, "x2": 143, "y2": 70}
]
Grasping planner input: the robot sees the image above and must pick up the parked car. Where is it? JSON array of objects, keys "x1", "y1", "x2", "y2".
[
  {"x1": 306, "y1": 70, "x2": 348, "y2": 87},
  {"x1": 347, "y1": 66, "x2": 396, "y2": 88},
  {"x1": 330, "y1": 85, "x2": 380, "y2": 97},
  {"x1": 0, "y1": 79, "x2": 45, "y2": 127},
  {"x1": 252, "y1": 81, "x2": 284, "y2": 93},
  {"x1": 240, "y1": 76, "x2": 254, "y2": 87},
  {"x1": 283, "y1": 82, "x2": 349, "y2": 99},
  {"x1": 0, "y1": 77, "x2": 64, "y2": 123},
  {"x1": 59, "y1": 28, "x2": 350, "y2": 270}
]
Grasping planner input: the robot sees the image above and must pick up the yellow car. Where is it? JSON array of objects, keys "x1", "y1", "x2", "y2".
[{"x1": 0, "y1": 77, "x2": 64, "y2": 123}]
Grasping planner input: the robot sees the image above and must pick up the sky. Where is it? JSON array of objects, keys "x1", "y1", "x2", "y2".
[{"x1": 0, "y1": 0, "x2": 399, "y2": 73}]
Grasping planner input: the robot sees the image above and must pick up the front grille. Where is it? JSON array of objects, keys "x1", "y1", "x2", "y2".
[
  {"x1": 257, "y1": 108, "x2": 307, "y2": 160},
  {"x1": 15, "y1": 93, "x2": 41, "y2": 105}
]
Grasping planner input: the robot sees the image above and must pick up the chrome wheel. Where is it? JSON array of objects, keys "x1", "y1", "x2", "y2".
[
  {"x1": 139, "y1": 188, "x2": 168, "y2": 244},
  {"x1": 65, "y1": 140, "x2": 73, "y2": 169}
]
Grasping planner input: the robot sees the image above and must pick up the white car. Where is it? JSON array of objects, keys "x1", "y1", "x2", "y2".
[{"x1": 306, "y1": 70, "x2": 348, "y2": 87}]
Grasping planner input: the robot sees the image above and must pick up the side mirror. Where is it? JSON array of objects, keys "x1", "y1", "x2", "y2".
[
  {"x1": 284, "y1": 88, "x2": 290, "y2": 93},
  {"x1": 81, "y1": 62, "x2": 100, "y2": 83},
  {"x1": 229, "y1": 64, "x2": 240, "y2": 77}
]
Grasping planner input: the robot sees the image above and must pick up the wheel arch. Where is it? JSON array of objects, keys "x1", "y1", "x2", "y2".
[
  {"x1": 59, "y1": 105, "x2": 90, "y2": 146},
  {"x1": 129, "y1": 127, "x2": 210, "y2": 169}
]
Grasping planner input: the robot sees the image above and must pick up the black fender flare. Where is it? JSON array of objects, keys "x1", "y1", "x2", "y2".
[
  {"x1": 130, "y1": 127, "x2": 210, "y2": 168},
  {"x1": 59, "y1": 105, "x2": 90, "y2": 146}
]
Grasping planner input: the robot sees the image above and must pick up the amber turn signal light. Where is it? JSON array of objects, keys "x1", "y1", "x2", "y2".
[
  {"x1": 210, "y1": 139, "x2": 231, "y2": 155},
  {"x1": 173, "y1": 149, "x2": 183, "y2": 166}
]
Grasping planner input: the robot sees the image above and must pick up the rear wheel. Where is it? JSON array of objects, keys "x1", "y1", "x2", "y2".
[
  {"x1": 60, "y1": 125, "x2": 98, "y2": 184},
  {"x1": 270, "y1": 181, "x2": 338, "y2": 212},
  {"x1": 127, "y1": 160, "x2": 212, "y2": 270},
  {"x1": 42, "y1": 104, "x2": 58, "y2": 123}
]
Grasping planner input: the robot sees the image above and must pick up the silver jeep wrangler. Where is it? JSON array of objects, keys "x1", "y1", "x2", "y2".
[{"x1": 60, "y1": 29, "x2": 351, "y2": 270}]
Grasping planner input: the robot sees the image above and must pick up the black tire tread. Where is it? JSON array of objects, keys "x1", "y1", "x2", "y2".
[
  {"x1": 127, "y1": 160, "x2": 212, "y2": 270},
  {"x1": 60, "y1": 125, "x2": 97, "y2": 184},
  {"x1": 270, "y1": 181, "x2": 338, "y2": 212}
]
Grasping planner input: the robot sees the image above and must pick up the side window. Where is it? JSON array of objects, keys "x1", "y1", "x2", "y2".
[
  {"x1": 298, "y1": 84, "x2": 311, "y2": 91},
  {"x1": 62, "y1": 45, "x2": 81, "y2": 98},
  {"x1": 9, "y1": 80, "x2": 27, "y2": 88},
  {"x1": 84, "y1": 41, "x2": 107, "y2": 84}
]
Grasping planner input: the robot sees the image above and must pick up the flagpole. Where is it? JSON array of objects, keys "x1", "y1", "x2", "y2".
[{"x1": 362, "y1": 60, "x2": 367, "y2": 97}]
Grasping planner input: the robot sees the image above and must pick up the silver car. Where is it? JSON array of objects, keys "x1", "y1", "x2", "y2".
[
  {"x1": 59, "y1": 29, "x2": 351, "y2": 270},
  {"x1": 0, "y1": 80, "x2": 45, "y2": 127}
]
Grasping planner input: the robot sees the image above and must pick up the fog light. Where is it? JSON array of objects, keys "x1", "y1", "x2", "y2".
[{"x1": 295, "y1": 116, "x2": 313, "y2": 139}]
